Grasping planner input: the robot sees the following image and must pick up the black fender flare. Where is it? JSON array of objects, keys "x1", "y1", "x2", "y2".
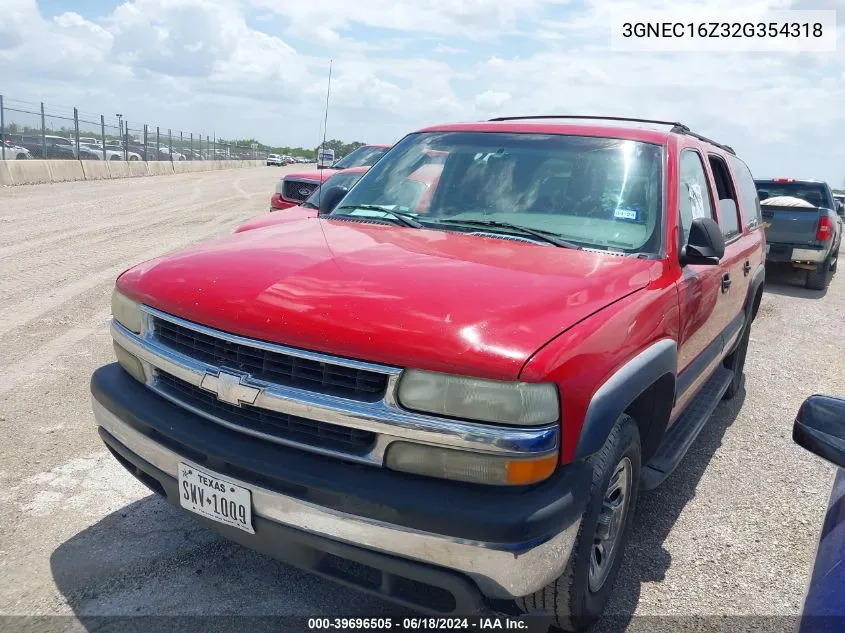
[
  {"x1": 746, "y1": 263, "x2": 766, "y2": 322},
  {"x1": 574, "y1": 339, "x2": 678, "y2": 460}
]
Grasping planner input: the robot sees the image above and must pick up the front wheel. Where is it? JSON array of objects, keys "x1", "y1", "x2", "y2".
[{"x1": 516, "y1": 415, "x2": 641, "y2": 632}]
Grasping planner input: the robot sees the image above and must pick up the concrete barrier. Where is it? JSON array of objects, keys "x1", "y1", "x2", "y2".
[
  {"x1": 0, "y1": 157, "x2": 268, "y2": 186},
  {"x1": 107, "y1": 160, "x2": 130, "y2": 179},
  {"x1": 0, "y1": 160, "x2": 13, "y2": 186},
  {"x1": 46, "y1": 159, "x2": 85, "y2": 183},
  {"x1": 173, "y1": 161, "x2": 202, "y2": 174},
  {"x1": 127, "y1": 161, "x2": 151, "y2": 177},
  {"x1": 147, "y1": 161, "x2": 174, "y2": 176},
  {"x1": 81, "y1": 160, "x2": 112, "y2": 180},
  {"x1": 5, "y1": 159, "x2": 53, "y2": 185}
]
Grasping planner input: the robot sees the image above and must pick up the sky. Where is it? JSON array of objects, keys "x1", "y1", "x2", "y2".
[{"x1": 1, "y1": 0, "x2": 843, "y2": 185}]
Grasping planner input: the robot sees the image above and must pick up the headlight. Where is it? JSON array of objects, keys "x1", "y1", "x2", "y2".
[
  {"x1": 397, "y1": 369, "x2": 559, "y2": 426},
  {"x1": 385, "y1": 442, "x2": 558, "y2": 486},
  {"x1": 111, "y1": 289, "x2": 144, "y2": 334}
]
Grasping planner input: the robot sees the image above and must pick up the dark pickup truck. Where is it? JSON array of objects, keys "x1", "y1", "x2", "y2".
[{"x1": 755, "y1": 178, "x2": 843, "y2": 290}]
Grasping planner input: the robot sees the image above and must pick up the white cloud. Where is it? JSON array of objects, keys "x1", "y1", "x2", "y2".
[
  {"x1": 434, "y1": 44, "x2": 469, "y2": 54},
  {"x1": 475, "y1": 90, "x2": 512, "y2": 112},
  {"x1": 0, "y1": 0, "x2": 842, "y2": 182},
  {"x1": 249, "y1": 0, "x2": 571, "y2": 40}
]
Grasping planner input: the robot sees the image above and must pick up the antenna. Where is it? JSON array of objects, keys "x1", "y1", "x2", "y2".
[{"x1": 316, "y1": 59, "x2": 333, "y2": 211}]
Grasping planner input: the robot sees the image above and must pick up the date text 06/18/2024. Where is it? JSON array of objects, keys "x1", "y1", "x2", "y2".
[{"x1": 307, "y1": 617, "x2": 536, "y2": 631}]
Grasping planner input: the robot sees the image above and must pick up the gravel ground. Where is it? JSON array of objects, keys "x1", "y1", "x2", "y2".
[{"x1": 0, "y1": 169, "x2": 841, "y2": 632}]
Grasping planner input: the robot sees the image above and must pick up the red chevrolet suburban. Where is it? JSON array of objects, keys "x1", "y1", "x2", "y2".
[{"x1": 92, "y1": 116, "x2": 765, "y2": 630}]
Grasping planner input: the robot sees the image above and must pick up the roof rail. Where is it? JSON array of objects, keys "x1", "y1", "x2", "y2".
[{"x1": 485, "y1": 115, "x2": 736, "y2": 155}]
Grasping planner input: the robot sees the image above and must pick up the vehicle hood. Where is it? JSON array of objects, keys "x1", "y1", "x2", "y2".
[
  {"x1": 283, "y1": 170, "x2": 333, "y2": 184},
  {"x1": 234, "y1": 207, "x2": 317, "y2": 233},
  {"x1": 118, "y1": 219, "x2": 656, "y2": 379}
]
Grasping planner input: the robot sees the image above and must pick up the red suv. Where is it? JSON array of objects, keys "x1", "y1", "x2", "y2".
[{"x1": 92, "y1": 116, "x2": 765, "y2": 630}]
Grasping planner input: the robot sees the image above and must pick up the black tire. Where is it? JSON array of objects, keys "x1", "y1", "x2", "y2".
[
  {"x1": 806, "y1": 254, "x2": 833, "y2": 290},
  {"x1": 830, "y1": 245, "x2": 840, "y2": 273},
  {"x1": 516, "y1": 415, "x2": 641, "y2": 632},
  {"x1": 722, "y1": 315, "x2": 751, "y2": 400}
]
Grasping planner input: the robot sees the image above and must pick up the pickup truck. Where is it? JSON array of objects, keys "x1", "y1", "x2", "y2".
[
  {"x1": 273, "y1": 144, "x2": 390, "y2": 210},
  {"x1": 91, "y1": 116, "x2": 765, "y2": 631},
  {"x1": 755, "y1": 178, "x2": 842, "y2": 290}
]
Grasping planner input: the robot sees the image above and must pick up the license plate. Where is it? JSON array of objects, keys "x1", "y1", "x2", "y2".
[{"x1": 178, "y1": 462, "x2": 254, "y2": 534}]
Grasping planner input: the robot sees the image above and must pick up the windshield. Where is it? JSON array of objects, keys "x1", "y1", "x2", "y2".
[
  {"x1": 755, "y1": 181, "x2": 833, "y2": 209},
  {"x1": 333, "y1": 146, "x2": 388, "y2": 170},
  {"x1": 332, "y1": 132, "x2": 665, "y2": 254}
]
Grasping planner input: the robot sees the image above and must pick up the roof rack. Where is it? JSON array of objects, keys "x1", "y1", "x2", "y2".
[{"x1": 485, "y1": 115, "x2": 736, "y2": 155}]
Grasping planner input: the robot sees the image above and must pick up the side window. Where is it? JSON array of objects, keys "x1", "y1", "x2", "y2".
[
  {"x1": 708, "y1": 154, "x2": 741, "y2": 240},
  {"x1": 678, "y1": 150, "x2": 715, "y2": 247},
  {"x1": 727, "y1": 155, "x2": 762, "y2": 229}
]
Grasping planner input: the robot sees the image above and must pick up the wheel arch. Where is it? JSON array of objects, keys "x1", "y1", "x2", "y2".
[
  {"x1": 574, "y1": 339, "x2": 677, "y2": 462},
  {"x1": 747, "y1": 263, "x2": 765, "y2": 322}
]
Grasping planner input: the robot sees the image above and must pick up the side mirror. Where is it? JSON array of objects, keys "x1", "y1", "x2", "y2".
[
  {"x1": 317, "y1": 185, "x2": 349, "y2": 215},
  {"x1": 793, "y1": 395, "x2": 845, "y2": 469},
  {"x1": 680, "y1": 217, "x2": 725, "y2": 266},
  {"x1": 836, "y1": 201, "x2": 844, "y2": 217}
]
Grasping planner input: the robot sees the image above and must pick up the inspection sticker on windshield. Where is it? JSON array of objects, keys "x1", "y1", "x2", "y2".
[
  {"x1": 687, "y1": 182, "x2": 705, "y2": 218},
  {"x1": 614, "y1": 207, "x2": 640, "y2": 221}
]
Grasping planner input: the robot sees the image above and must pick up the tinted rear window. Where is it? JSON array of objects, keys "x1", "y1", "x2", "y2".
[{"x1": 755, "y1": 181, "x2": 831, "y2": 208}]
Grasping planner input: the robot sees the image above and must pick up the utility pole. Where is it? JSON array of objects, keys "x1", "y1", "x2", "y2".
[{"x1": 115, "y1": 113, "x2": 123, "y2": 146}]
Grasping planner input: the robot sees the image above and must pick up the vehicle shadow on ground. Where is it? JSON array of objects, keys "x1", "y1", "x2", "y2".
[
  {"x1": 591, "y1": 383, "x2": 747, "y2": 633},
  {"x1": 50, "y1": 493, "x2": 404, "y2": 631},
  {"x1": 763, "y1": 264, "x2": 829, "y2": 299}
]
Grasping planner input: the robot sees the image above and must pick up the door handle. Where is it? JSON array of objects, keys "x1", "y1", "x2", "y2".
[
  {"x1": 743, "y1": 260, "x2": 751, "y2": 276},
  {"x1": 721, "y1": 273, "x2": 732, "y2": 293}
]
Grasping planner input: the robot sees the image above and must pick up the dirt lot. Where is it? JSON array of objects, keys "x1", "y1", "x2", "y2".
[{"x1": 0, "y1": 168, "x2": 842, "y2": 630}]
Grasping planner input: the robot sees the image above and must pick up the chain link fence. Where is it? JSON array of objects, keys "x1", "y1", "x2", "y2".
[{"x1": 0, "y1": 95, "x2": 273, "y2": 162}]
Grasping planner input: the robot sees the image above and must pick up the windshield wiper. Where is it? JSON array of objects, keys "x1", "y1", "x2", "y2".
[
  {"x1": 437, "y1": 219, "x2": 582, "y2": 249},
  {"x1": 334, "y1": 205, "x2": 424, "y2": 228}
]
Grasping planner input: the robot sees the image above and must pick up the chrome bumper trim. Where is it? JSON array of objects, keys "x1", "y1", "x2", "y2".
[
  {"x1": 94, "y1": 399, "x2": 580, "y2": 599},
  {"x1": 111, "y1": 316, "x2": 559, "y2": 466},
  {"x1": 791, "y1": 248, "x2": 827, "y2": 263}
]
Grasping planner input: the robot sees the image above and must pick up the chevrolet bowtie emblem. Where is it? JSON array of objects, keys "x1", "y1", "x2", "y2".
[{"x1": 199, "y1": 370, "x2": 262, "y2": 407}]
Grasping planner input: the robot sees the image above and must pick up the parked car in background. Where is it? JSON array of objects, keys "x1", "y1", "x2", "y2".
[
  {"x1": 316, "y1": 146, "x2": 335, "y2": 168},
  {"x1": 18, "y1": 134, "x2": 76, "y2": 159},
  {"x1": 792, "y1": 395, "x2": 845, "y2": 632},
  {"x1": 80, "y1": 143, "x2": 142, "y2": 161},
  {"x1": 1, "y1": 140, "x2": 33, "y2": 159},
  {"x1": 266, "y1": 154, "x2": 282, "y2": 166},
  {"x1": 834, "y1": 193, "x2": 845, "y2": 213},
  {"x1": 755, "y1": 178, "x2": 843, "y2": 290},
  {"x1": 92, "y1": 116, "x2": 766, "y2": 630},
  {"x1": 274, "y1": 144, "x2": 391, "y2": 210}
]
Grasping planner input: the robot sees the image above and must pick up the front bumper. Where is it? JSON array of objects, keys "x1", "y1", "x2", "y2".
[
  {"x1": 270, "y1": 193, "x2": 295, "y2": 210},
  {"x1": 91, "y1": 364, "x2": 588, "y2": 609}
]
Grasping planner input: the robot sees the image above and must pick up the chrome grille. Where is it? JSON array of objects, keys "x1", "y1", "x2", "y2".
[
  {"x1": 152, "y1": 317, "x2": 389, "y2": 402},
  {"x1": 156, "y1": 372, "x2": 376, "y2": 454},
  {"x1": 282, "y1": 179, "x2": 318, "y2": 202}
]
